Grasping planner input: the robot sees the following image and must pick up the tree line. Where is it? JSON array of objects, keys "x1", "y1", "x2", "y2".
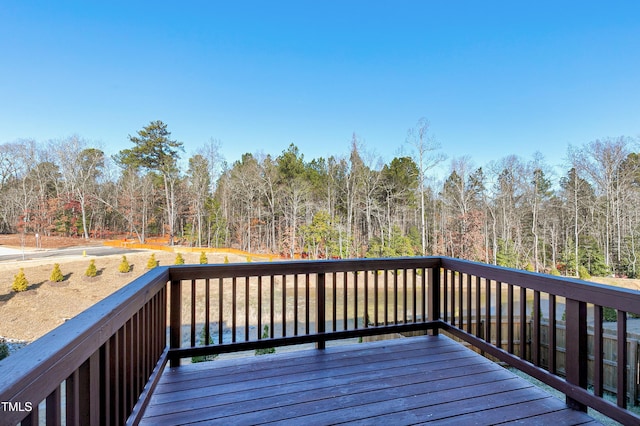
[{"x1": 1, "y1": 120, "x2": 639, "y2": 277}]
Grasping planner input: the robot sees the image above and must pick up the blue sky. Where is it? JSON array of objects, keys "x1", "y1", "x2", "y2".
[{"x1": 1, "y1": 1, "x2": 639, "y2": 178}]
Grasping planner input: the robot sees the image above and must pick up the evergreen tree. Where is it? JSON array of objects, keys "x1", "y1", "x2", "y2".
[
  {"x1": 12, "y1": 269, "x2": 29, "y2": 292},
  {"x1": 85, "y1": 259, "x2": 98, "y2": 277},
  {"x1": 118, "y1": 255, "x2": 131, "y2": 273},
  {"x1": 175, "y1": 253, "x2": 185, "y2": 265},
  {"x1": 147, "y1": 253, "x2": 158, "y2": 269},
  {"x1": 50, "y1": 263, "x2": 64, "y2": 282},
  {"x1": 199, "y1": 251, "x2": 208, "y2": 264}
]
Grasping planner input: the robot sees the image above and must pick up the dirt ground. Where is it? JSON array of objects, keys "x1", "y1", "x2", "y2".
[{"x1": 0, "y1": 236, "x2": 248, "y2": 342}]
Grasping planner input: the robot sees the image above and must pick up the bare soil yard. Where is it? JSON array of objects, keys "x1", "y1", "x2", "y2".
[{"x1": 0, "y1": 236, "x2": 247, "y2": 342}]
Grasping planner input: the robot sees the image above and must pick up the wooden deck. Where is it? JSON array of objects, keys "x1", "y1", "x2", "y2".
[{"x1": 140, "y1": 335, "x2": 600, "y2": 425}]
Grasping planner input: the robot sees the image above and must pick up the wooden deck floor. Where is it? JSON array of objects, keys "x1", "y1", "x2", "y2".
[{"x1": 140, "y1": 335, "x2": 600, "y2": 425}]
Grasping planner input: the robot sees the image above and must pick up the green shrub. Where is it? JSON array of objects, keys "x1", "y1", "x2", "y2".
[
  {"x1": 549, "y1": 267, "x2": 561, "y2": 276},
  {"x1": 147, "y1": 253, "x2": 158, "y2": 269},
  {"x1": 118, "y1": 255, "x2": 131, "y2": 273},
  {"x1": 175, "y1": 253, "x2": 185, "y2": 265},
  {"x1": 199, "y1": 251, "x2": 208, "y2": 264},
  {"x1": 50, "y1": 263, "x2": 64, "y2": 282},
  {"x1": 246, "y1": 256, "x2": 252, "y2": 263},
  {"x1": 524, "y1": 263, "x2": 534, "y2": 272},
  {"x1": 603, "y1": 307, "x2": 617, "y2": 322},
  {"x1": 12, "y1": 269, "x2": 28, "y2": 292},
  {"x1": 85, "y1": 259, "x2": 98, "y2": 277},
  {"x1": 0, "y1": 341, "x2": 9, "y2": 361},
  {"x1": 255, "y1": 325, "x2": 275, "y2": 355},
  {"x1": 224, "y1": 255, "x2": 229, "y2": 264},
  {"x1": 578, "y1": 265, "x2": 591, "y2": 280},
  {"x1": 191, "y1": 327, "x2": 218, "y2": 363}
]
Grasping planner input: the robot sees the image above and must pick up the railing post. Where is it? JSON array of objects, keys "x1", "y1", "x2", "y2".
[
  {"x1": 316, "y1": 272, "x2": 326, "y2": 349},
  {"x1": 169, "y1": 279, "x2": 182, "y2": 367},
  {"x1": 565, "y1": 299, "x2": 588, "y2": 412},
  {"x1": 428, "y1": 266, "x2": 440, "y2": 336}
]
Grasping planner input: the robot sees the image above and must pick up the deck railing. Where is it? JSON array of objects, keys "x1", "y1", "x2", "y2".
[{"x1": 1, "y1": 257, "x2": 639, "y2": 425}]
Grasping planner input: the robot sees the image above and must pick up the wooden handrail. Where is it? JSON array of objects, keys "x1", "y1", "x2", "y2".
[{"x1": 1, "y1": 257, "x2": 639, "y2": 425}]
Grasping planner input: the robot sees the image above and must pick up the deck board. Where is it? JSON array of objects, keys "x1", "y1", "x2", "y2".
[{"x1": 141, "y1": 335, "x2": 600, "y2": 425}]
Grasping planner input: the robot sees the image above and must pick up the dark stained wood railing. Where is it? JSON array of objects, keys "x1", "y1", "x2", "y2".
[
  {"x1": 438, "y1": 257, "x2": 640, "y2": 425},
  {"x1": 0, "y1": 267, "x2": 169, "y2": 426},
  {"x1": 1, "y1": 257, "x2": 639, "y2": 425}
]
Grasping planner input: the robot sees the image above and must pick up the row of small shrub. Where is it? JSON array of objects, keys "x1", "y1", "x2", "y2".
[{"x1": 11, "y1": 252, "x2": 212, "y2": 293}]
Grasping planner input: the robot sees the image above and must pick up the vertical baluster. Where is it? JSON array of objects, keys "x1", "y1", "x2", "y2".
[
  {"x1": 101, "y1": 339, "x2": 111, "y2": 426},
  {"x1": 65, "y1": 370, "x2": 79, "y2": 425},
  {"x1": 332, "y1": 272, "x2": 337, "y2": 332},
  {"x1": 532, "y1": 290, "x2": 540, "y2": 365},
  {"x1": 412, "y1": 269, "x2": 417, "y2": 323},
  {"x1": 46, "y1": 385, "x2": 61, "y2": 425},
  {"x1": 305, "y1": 274, "x2": 310, "y2": 335},
  {"x1": 374, "y1": 270, "x2": 379, "y2": 326},
  {"x1": 316, "y1": 272, "x2": 326, "y2": 349},
  {"x1": 393, "y1": 269, "x2": 399, "y2": 324},
  {"x1": 270, "y1": 275, "x2": 275, "y2": 338},
  {"x1": 204, "y1": 278, "x2": 211, "y2": 346},
  {"x1": 245, "y1": 276, "x2": 250, "y2": 342},
  {"x1": 402, "y1": 269, "x2": 407, "y2": 324},
  {"x1": 548, "y1": 294, "x2": 556, "y2": 374},
  {"x1": 118, "y1": 325, "x2": 126, "y2": 422},
  {"x1": 160, "y1": 287, "x2": 166, "y2": 356},
  {"x1": 495, "y1": 281, "x2": 502, "y2": 348},
  {"x1": 294, "y1": 274, "x2": 299, "y2": 335},
  {"x1": 191, "y1": 279, "x2": 196, "y2": 347},
  {"x1": 205, "y1": 279, "x2": 211, "y2": 346},
  {"x1": 343, "y1": 272, "x2": 348, "y2": 331},
  {"x1": 466, "y1": 274, "x2": 472, "y2": 333},
  {"x1": 484, "y1": 279, "x2": 491, "y2": 344},
  {"x1": 354, "y1": 271, "x2": 358, "y2": 329},
  {"x1": 257, "y1": 276, "x2": 263, "y2": 339},
  {"x1": 507, "y1": 284, "x2": 522, "y2": 354},
  {"x1": 384, "y1": 270, "x2": 389, "y2": 325},
  {"x1": 170, "y1": 279, "x2": 182, "y2": 367},
  {"x1": 132, "y1": 312, "x2": 139, "y2": 401},
  {"x1": 617, "y1": 310, "x2": 628, "y2": 409},
  {"x1": 218, "y1": 278, "x2": 223, "y2": 345},
  {"x1": 21, "y1": 408, "x2": 38, "y2": 426},
  {"x1": 282, "y1": 274, "x2": 287, "y2": 337},
  {"x1": 593, "y1": 305, "x2": 603, "y2": 397},
  {"x1": 475, "y1": 276, "x2": 481, "y2": 338},
  {"x1": 232, "y1": 277, "x2": 237, "y2": 343},
  {"x1": 448, "y1": 270, "x2": 453, "y2": 324},
  {"x1": 520, "y1": 287, "x2": 527, "y2": 359},
  {"x1": 565, "y1": 299, "x2": 587, "y2": 412},
  {"x1": 458, "y1": 271, "x2": 463, "y2": 328},
  {"x1": 428, "y1": 267, "x2": 440, "y2": 336},
  {"x1": 443, "y1": 269, "x2": 448, "y2": 323},
  {"x1": 364, "y1": 269, "x2": 370, "y2": 327},
  {"x1": 420, "y1": 268, "x2": 426, "y2": 323}
]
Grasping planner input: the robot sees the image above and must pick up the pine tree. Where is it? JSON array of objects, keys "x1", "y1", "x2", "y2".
[
  {"x1": 50, "y1": 263, "x2": 64, "y2": 282},
  {"x1": 199, "y1": 251, "x2": 208, "y2": 264},
  {"x1": 85, "y1": 259, "x2": 98, "y2": 277},
  {"x1": 118, "y1": 255, "x2": 131, "y2": 273},
  {"x1": 224, "y1": 255, "x2": 229, "y2": 264},
  {"x1": 12, "y1": 269, "x2": 29, "y2": 292},
  {"x1": 147, "y1": 253, "x2": 158, "y2": 269},
  {"x1": 175, "y1": 253, "x2": 185, "y2": 265}
]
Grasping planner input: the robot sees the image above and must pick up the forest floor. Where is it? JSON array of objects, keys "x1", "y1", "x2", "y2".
[{"x1": 0, "y1": 234, "x2": 639, "y2": 344}]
